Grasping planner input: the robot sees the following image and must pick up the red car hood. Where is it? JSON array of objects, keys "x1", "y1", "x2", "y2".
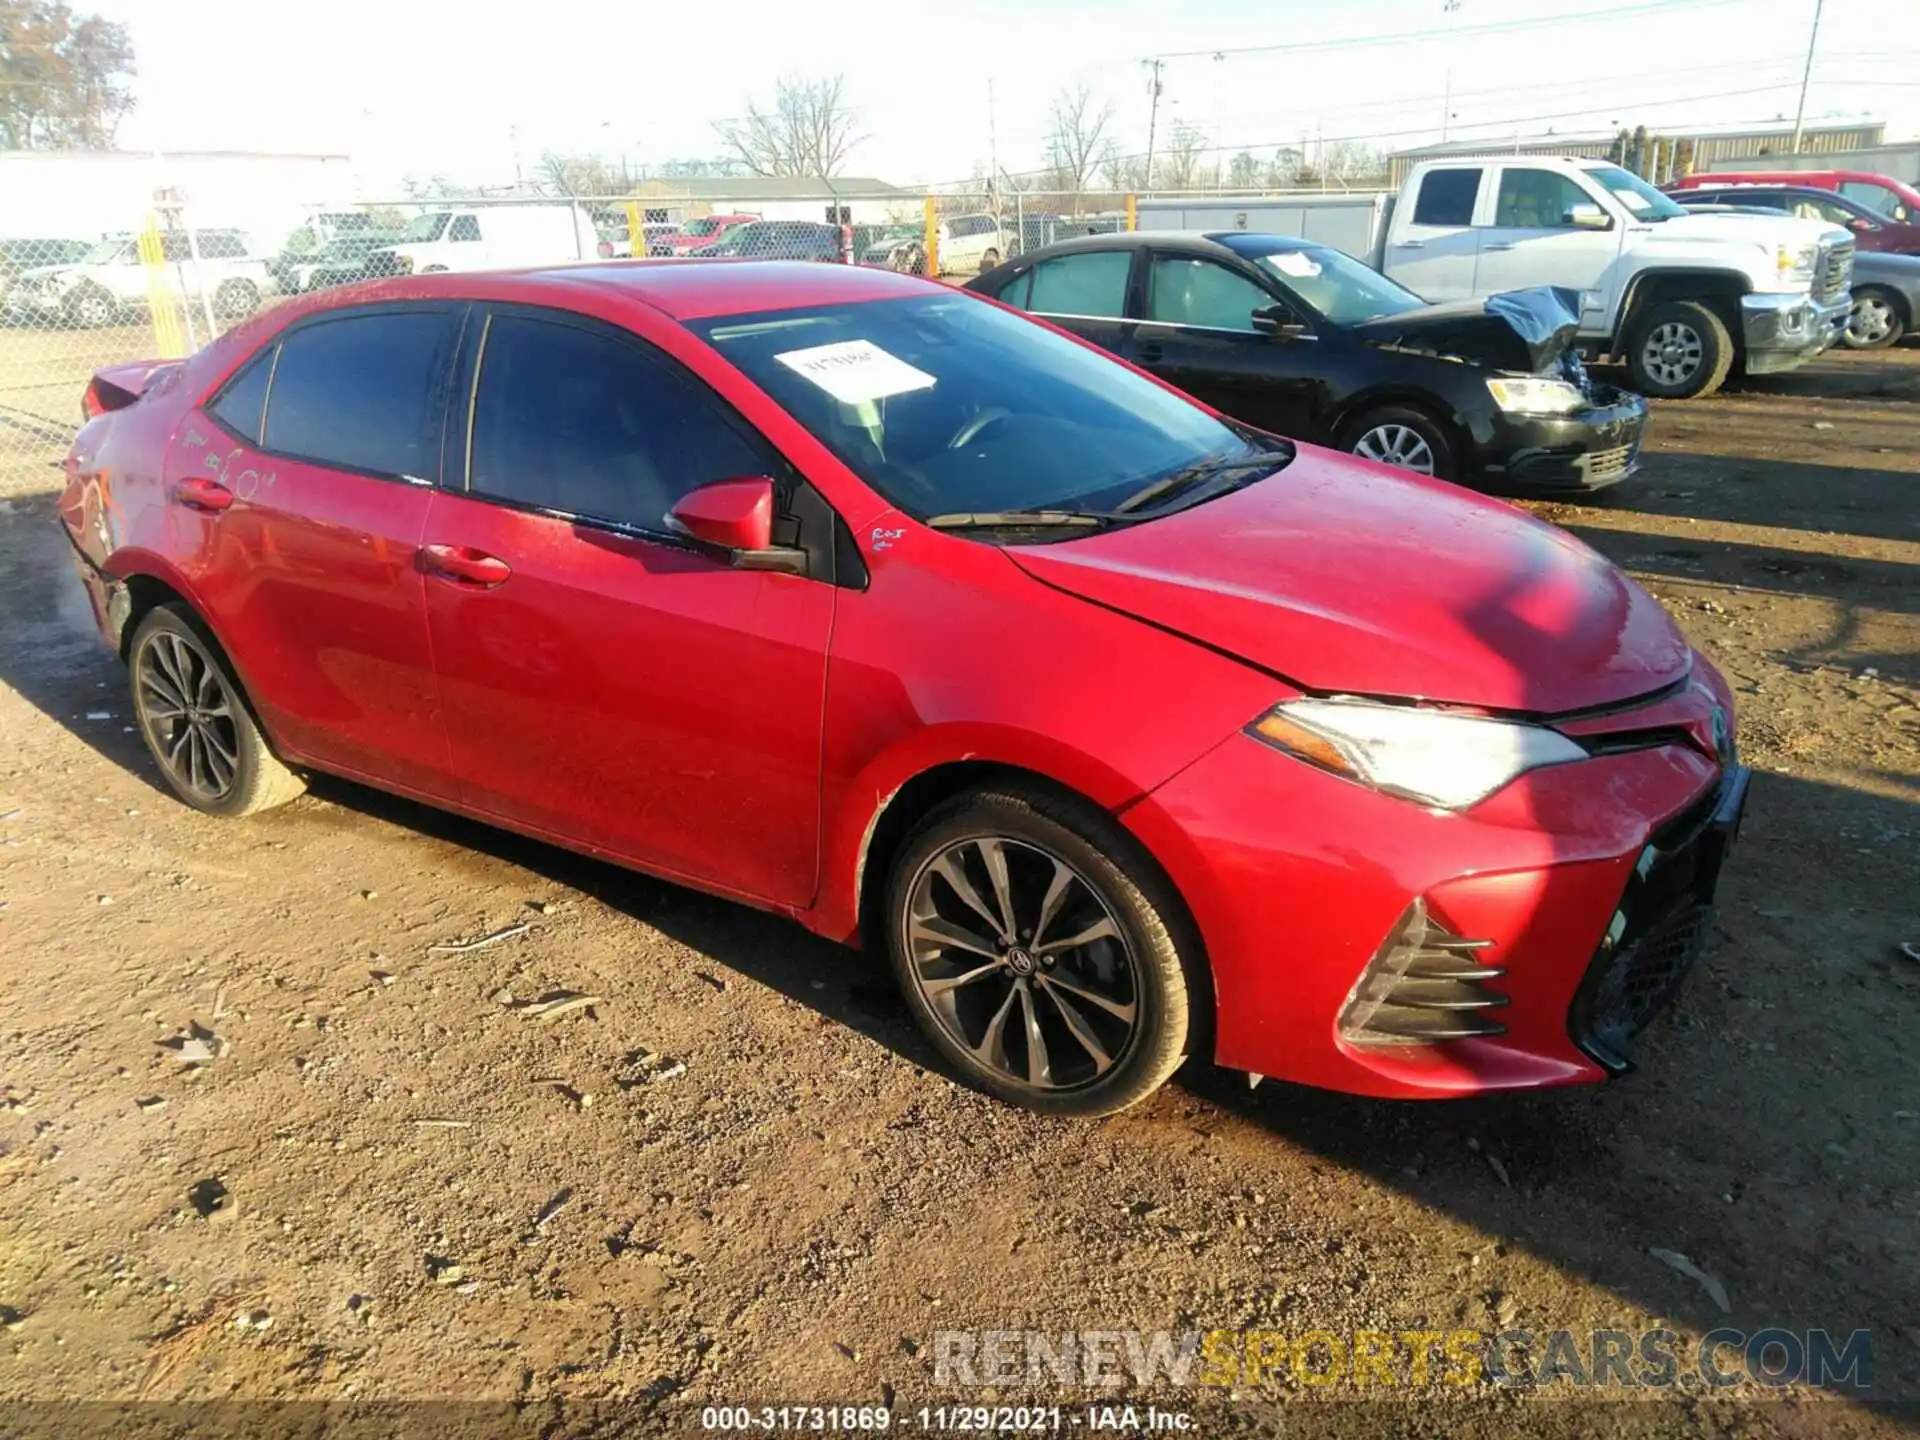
[{"x1": 1007, "y1": 448, "x2": 1691, "y2": 714}]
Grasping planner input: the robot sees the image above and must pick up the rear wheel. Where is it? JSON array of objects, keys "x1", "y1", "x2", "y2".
[
  {"x1": 213, "y1": 279, "x2": 260, "y2": 321},
  {"x1": 1338, "y1": 404, "x2": 1458, "y2": 482},
  {"x1": 1843, "y1": 287, "x2": 1905, "y2": 350},
  {"x1": 1626, "y1": 299, "x2": 1734, "y2": 398},
  {"x1": 66, "y1": 284, "x2": 116, "y2": 328},
  {"x1": 979, "y1": 247, "x2": 1001, "y2": 272},
  {"x1": 129, "y1": 605, "x2": 305, "y2": 818},
  {"x1": 884, "y1": 784, "x2": 1196, "y2": 1118}
]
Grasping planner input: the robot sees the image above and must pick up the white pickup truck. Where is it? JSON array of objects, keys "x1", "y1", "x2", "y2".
[{"x1": 1138, "y1": 156, "x2": 1854, "y2": 398}]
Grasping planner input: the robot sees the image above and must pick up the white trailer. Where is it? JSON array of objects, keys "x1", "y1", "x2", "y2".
[{"x1": 1133, "y1": 194, "x2": 1390, "y2": 263}]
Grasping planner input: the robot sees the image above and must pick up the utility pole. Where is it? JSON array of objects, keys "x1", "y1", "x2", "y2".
[
  {"x1": 1789, "y1": 0, "x2": 1824, "y2": 154},
  {"x1": 1142, "y1": 58, "x2": 1165, "y2": 190}
]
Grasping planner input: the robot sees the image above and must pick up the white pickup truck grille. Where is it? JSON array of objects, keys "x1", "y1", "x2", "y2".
[{"x1": 1818, "y1": 240, "x2": 1854, "y2": 302}]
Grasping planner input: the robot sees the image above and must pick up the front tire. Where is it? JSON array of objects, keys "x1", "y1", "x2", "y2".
[
  {"x1": 65, "y1": 284, "x2": 116, "y2": 328},
  {"x1": 213, "y1": 279, "x2": 260, "y2": 321},
  {"x1": 1843, "y1": 287, "x2": 1905, "y2": 350},
  {"x1": 1338, "y1": 404, "x2": 1458, "y2": 482},
  {"x1": 884, "y1": 784, "x2": 1196, "y2": 1118},
  {"x1": 129, "y1": 604, "x2": 305, "y2": 818},
  {"x1": 1626, "y1": 299, "x2": 1734, "y2": 398},
  {"x1": 979, "y1": 247, "x2": 1001, "y2": 272}
]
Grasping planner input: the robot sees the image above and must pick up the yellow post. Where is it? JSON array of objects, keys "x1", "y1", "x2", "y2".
[
  {"x1": 137, "y1": 217, "x2": 188, "y2": 359},
  {"x1": 624, "y1": 200, "x2": 645, "y2": 257},
  {"x1": 1126, "y1": 194, "x2": 1137, "y2": 232},
  {"x1": 923, "y1": 195, "x2": 940, "y2": 278}
]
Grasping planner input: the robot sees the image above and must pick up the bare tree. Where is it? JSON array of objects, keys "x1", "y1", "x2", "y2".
[
  {"x1": 1153, "y1": 120, "x2": 1208, "y2": 191},
  {"x1": 1265, "y1": 147, "x2": 1305, "y2": 187},
  {"x1": 1, "y1": 0, "x2": 136, "y2": 150},
  {"x1": 714, "y1": 74, "x2": 862, "y2": 179},
  {"x1": 1098, "y1": 141, "x2": 1148, "y2": 194},
  {"x1": 1225, "y1": 151, "x2": 1262, "y2": 190},
  {"x1": 1045, "y1": 84, "x2": 1115, "y2": 207}
]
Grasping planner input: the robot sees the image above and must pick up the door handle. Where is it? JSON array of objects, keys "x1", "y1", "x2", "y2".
[
  {"x1": 1483, "y1": 241, "x2": 1517, "y2": 251},
  {"x1": 1394, "y1": 240, "x2": 1425, "y2": 249},
  {"x1": 174, "y1": 476, "x2": 233, "y2": 512},
  {"x1": 420, "y1": 544, "x2": 512, "y2": 587},
  {"x1": 1136, "y1": 340, "x2": 1164, "y2": 364}
]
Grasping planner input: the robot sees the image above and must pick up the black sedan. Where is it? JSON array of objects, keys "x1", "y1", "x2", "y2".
[
  {"x1": 966, "y1": 232, "x2": 1647, "y2": 492},
  {"x1": 693, "y1": 221, "x2": 844, "y2": 262}
]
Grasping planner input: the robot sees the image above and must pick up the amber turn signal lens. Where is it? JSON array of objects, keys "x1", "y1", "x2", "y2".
[{"x1": 1250, "y1": 712, "x2": 1359, "y2": 781}]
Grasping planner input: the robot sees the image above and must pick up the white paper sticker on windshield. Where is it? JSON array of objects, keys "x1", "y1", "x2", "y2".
[
  {"x1": 773, "y1": 339, "x2": 936, "y2": 404},
  {"x1": 1269, "y1": 251, "x2": 1322, "y2": 278}
]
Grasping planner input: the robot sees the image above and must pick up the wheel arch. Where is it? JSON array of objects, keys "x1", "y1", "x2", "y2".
[
  {"x1": 1614, "y1": 269, "x2": 1750, "y2": 348},
  {"x1": 1327, "y1": 386, "x2": 1469, "y2": 446}
]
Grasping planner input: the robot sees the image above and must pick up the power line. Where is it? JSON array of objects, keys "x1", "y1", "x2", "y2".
[{"x1": 1147, "y1": 0, "x2": 1746, "y2": 63}]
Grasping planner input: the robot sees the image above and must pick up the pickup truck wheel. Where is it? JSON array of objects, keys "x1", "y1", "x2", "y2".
[
  {"x1": 212, "y1": 279, "x2": 260, "y2": 321},
  {"x1": 1626, "y1": 299, "x2": 1733, "y2": 398},
  {"x1": 65, "y1": 284, "x2": 116, "y2": 328},
  {"x1": 1843, "y1": 288, "x2": 1905, "y2": 350},
  {"x1": 1339, "y1": 405, "x2": 1458, "y2": 482}
]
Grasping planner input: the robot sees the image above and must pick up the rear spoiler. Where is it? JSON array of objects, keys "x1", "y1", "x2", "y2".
[{"x1": 83, "y1": 359, "x2": 182, "y2": 420}]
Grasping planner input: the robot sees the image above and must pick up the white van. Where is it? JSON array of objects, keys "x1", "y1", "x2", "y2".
[{"x1": 383, "y1": 205, "x2": 600, "y2": 274}]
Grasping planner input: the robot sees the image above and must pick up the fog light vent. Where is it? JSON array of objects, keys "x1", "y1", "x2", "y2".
[{"x1": 1338, "y1": 898, "x2": 1507, "y2": 1046}]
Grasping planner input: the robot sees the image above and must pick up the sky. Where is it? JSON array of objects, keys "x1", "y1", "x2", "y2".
[{"x1": 96, "y1": 0, "x2": 1919, "y2": 194}]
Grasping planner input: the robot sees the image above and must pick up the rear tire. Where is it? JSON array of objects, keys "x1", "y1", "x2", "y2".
[
  {"x1": 1338, "y1": 403, "x2": 1459, "y2": 482},
  {"x1": 128, "y1": 604, "x2": 305, "y2": 818},
  {"x1": 212, "y1": 279, "x2": 260, "y2": 321},
  {"x1": 883, "y1": 783, "x2": 1197, "y2": 1118},
  {"x1": 66, "y1": 284, "x2": 116, "y2": 328},
  {"x1": 1843, "y1": 287, "x2": 1905, "y2": 350},
  {"x1": 1625, "y1": 299, "x2": 1734, "y2": 398},
  {"x1": 979, "y1": 247, "x2": 1001, "y2": 272}
]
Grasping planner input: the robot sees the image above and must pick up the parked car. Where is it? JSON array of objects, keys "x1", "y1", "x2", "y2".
[
  {"x1": 1838, "y1": 251, "x2": 1920, "y2": 350},
  {"x1": 649, "y1": 213, "x2": 759, "y2": 257},
  {"x1": 865, "y1": 215, "x2": 1015, "y2": 275},
  {"x1": 1668, "y1": 183, "x2": 1920, "y2": 255},
  {"x1": 1138, "y1": 155, "x2": 1854, "y2": 398},
  {"x1": 381, "y1": 206, "x2": 600, "y2": 274},
  {"x1": 271, "y1": 233, "x2": 406, "y2": 294},
  {"x1": 861, "y1": 223, "x2": 930, "y2": 273},
  {"x1": 1669, "y1": 168, "x2": 1920, "y2": 224},
  {"x1": 969, "y1": 232, "x2": 1648, "y2": 492},
  {"x1": 0, "y1": 237, "x2": 94, "y2": 306},
  {"x1": 58, "y1": 261, "x2": 1747, "y2": 1116},
  {"x1": 693, "y1": 221, "x2": 843, "y2": 261},
  {"x1": 6, "y1": 230, "x2": 274, "y2": 327}
]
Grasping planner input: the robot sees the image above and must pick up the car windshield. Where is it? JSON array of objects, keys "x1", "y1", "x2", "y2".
[
  {"x1": 402, "y1": 213, "x2": 449, "y2": 243},
  {"x1": 1244, "y1": 244, "x2": 1428, "y2": 325},
  {"x1": 693, "y1": 294, "x2": 1289, "y2": 528},
  {"x1": 683, "y1": 218, "x2": 721, "y2": 237},
  {"x1": 83, "y1": 237, "x2": 130, "y2": 264},
  {"x1": 1588, "y1": 165, "x2": 1687, "y2": 221}
]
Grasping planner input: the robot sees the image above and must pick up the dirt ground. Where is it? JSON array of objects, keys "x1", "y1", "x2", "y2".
[{"x1": 0, "y1": 342, "x2": 1915, "y2": 1438}]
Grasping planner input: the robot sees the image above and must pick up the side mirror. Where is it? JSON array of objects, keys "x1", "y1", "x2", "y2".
[
  {"x1": 667, "y1": 476, "x2": 807, "y2": 576},
  {"x1": 1848, "y1": 216, "x2": 1878, "y2": 232},
  {"x1": 1566, "y1": 204, "x2": 1612, "y2": 230},
  {"x1": 1251, "y1": 304, "x2": 1307, "y2": 337}
]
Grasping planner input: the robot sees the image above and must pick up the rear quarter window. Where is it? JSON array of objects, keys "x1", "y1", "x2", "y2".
[{"x1": 208, "y1": 347, "x2": 277, "y2": 445}]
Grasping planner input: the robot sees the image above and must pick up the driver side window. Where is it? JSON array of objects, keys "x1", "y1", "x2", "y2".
[{"x1": 1146, "y1": 257, "x2": 1272, "y2": 332}]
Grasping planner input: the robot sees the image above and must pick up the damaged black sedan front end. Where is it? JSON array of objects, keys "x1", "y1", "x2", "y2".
[{"x1": 966, "y1": 233, "x2": 1649, "y2": 494}]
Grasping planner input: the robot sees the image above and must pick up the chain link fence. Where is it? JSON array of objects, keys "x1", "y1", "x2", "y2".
[{"x1": 0, "y1": 179, "x2": 1142, "y2": 497}]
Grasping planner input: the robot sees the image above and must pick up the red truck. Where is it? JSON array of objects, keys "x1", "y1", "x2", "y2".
[{"x1": 648, "y1": 213, "x2": 759, "y2": 257}]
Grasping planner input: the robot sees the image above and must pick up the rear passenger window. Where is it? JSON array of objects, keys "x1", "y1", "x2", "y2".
[
  {"x1": 263, "y1": 311, "x2": 456, "y2": 479},
  {"x1": 1026, "y1": 251, "x2": 1130, "y2": 318},
  {"x1": 991, "y1": 269, "x2": 1034, "y2": 309},
  {"x1": 469, "y1": 314, "x2": 768, "y2": 534},
  {"x1": 450, "y1": 215, "x2": 481, "y2": 242},
  {"x1": 209, "y1": 347, "x2": 276, "y2": 445},
  {"x1": 1412, "y1": 168, "x2": 1481, "y2": 226}
]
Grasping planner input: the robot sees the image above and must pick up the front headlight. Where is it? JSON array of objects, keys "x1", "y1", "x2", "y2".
[
  {"x1": 1248, "y1": 699, "x2": 1586, "y2": 810},
  {"x1": 1774, "y1": 242, "x2": 1817, "y2": 284},
  {"x1": 1484, "y1": 377, "x2": 1585, "y2": 415}
]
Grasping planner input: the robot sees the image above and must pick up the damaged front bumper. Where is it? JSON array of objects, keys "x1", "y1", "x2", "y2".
[
  {"x1": 1741, "y1": 291, "x2": 1851, "y2": 374},
  {"x1": 1473, "y1": 384, "x2": 1650, "y2": 493}
]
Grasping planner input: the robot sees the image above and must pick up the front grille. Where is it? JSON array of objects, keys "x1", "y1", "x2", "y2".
[
  {"x1": 1819, "y1": 240, "x2": 1854, "y2": 301},
  {"x1": 1585, "y1": 443, "x2": 1637, "y2": 482},
  {"x1": 1577, "y1": 902, "x2": 1711, "y2": 1059},
  {"x1": 1339, "y1": 899, "x2": 1507, "y2": 1046}
]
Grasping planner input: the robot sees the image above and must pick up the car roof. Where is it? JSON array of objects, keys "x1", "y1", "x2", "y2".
[{"x1": 264, "y1": 258, "x2": 939, "y2": 323}]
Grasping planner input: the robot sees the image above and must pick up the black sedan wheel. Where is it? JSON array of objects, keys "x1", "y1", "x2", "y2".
[
  {"x1": 129, "y1": 605, "x2": 305, "y2": 817},
  {"x1": 1843, "y1": 288, "x2": 1905, "y2": 350},
  {"x1": 1339, "y1": 405, "x2": 1458, "y2": 483},
  {"x1": 885, "y1": 784, "x2": 1196, "y2": 1117}
]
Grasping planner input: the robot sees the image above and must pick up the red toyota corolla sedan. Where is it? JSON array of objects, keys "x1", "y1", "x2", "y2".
[{"x1": 57, "y1": 260, "x2": 1747, "y2": 1117}]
